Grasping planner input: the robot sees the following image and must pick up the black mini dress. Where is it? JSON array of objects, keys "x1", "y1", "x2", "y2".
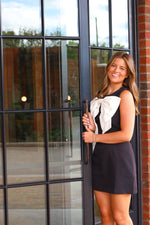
[{"x1": 92, "y1": 87, "x2": 137, "y2": 194}]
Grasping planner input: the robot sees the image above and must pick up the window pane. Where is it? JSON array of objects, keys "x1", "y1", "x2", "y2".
[
  {"x1": 8, "y1": 185, "x2": 46, "y2": 225},
  {"x1": 5, "y1": 112, "x2": 45, "y2": 184},
  {"x1": 48, "y1": 111, "x2": 81, "y2": 180},
  {"x1": 0, "y1": 189, "x2": 4, "y2": 225},
  {"x1": 112, "y1": 0, "x2": 129, "y2": 48},
  {"x1": 50, "y1": 182, "x2": 83, "y2": 225},
  {"x1": 44, "y1": 0, "x2": 78, "y2": 36},
  {"x1": 46, "y1": 40, "x2": 80, "y2": 108},
  {"x1": 91, "y1": 49, "x2": 110, "y2": 98},
  {"x1": 89, "y1": 0, "x2": 109, "y2": 47},
  {"x1": 3, "y1": 39, "x2": 43, "y2": 110},
  {"x1": 2, "y1": 0, "x2": 41, "y2": 36}
]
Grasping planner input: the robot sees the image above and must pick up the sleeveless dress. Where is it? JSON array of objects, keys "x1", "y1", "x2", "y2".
[{"x1": 91, "y1": 86, "x2": 137, "y2": 194}]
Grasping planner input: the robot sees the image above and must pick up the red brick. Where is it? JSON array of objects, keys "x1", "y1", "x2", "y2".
[
  {"x1": 140, "y1": 74, "x2": 150, "y2": 82},
  {"x1": 142, "y1": 155, "x2": 150, "y2": 163},
  {"x1": 145, "y1": 23, "x2": 150, "y2": 30},
  {"x1": 142, "y1": 164, "x2": 150, "y2": 172},
  {"x1": 143, "y1": 221, "x2": 150, "y2": 225},
  {"x1": 142, "y1": 148, "x2": 150, "y2": 156},
  {"x1": 141, "y1": 107, "x2": 150, "y2": 114},
  {"x1": 143, "y1": 212, "x2": 150, "y2": 220},
  {"x1": 142, "y1": 140, "x2": 150, "y2": 148},
  {"x1": 138, "y1": 14, "x2": 146, "y2": 23},
  {"x1": 141, "y1": 107, "x2": 149, "y2": 115},
  {"x1": 145, "y1": 32, "x2": 150, "y2": 39},
  {"x1": 139, "y1": 31, "x2": 146, "y2": 39},
  {"x1": 143, "y1": 173, "x2": 150, "y2": 180},
  {"x1": 141, "y1": 100, "x2": 150, "y2": 107},
  {"x1": 143, "y1": 203, "x2": 150, "y2": 212},
  {"x1": 140, "y1": 65, "x2": 150, "y2": 73},
  {"x1": 139, "y1": 40, "x2": 146, "y2": 48},
  {"x1": 139, "y1": 40, "x2": 150, "y2": 48},
  {"x1": 141, "y1": 116, "x2": 147, "y2": 123},
  {"x1": 141, "y1": 131, "x2": 150, "y2": 139},
  {"x1": 139, "y1": 48, "x2": 150, "y2": 56}
]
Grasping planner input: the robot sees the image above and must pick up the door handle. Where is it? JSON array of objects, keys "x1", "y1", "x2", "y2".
[{"x1": 83, "y1": 100, "x2": 90, "y2": 165}]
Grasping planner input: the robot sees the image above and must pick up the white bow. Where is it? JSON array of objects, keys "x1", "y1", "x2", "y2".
[{"x1": 90, "y1": 96, "x2": 121, "y2": 134}]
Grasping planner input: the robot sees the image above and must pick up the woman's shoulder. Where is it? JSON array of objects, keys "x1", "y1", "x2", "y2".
[{"x1": 120, "y1": 89, "x2": 134, "y2": 104}]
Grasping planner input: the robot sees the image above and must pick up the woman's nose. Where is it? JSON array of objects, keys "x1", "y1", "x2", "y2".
[{"x1": 114, "y1": 66, "x2": 120, "y2": 72}]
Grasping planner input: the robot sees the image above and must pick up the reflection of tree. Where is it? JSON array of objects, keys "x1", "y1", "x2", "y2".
[
  {"x1": 3, "y1": 29, "x2": 42, "y2": 48},
  {"x1": 91, "y1": 42, "x2": 125, "y2": 64}
]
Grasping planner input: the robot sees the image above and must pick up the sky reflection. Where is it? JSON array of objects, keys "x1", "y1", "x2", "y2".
[{"x1": 2, "y1": 0, "x2": 128, "y2": 47}]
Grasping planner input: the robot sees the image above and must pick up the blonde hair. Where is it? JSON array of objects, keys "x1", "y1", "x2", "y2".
[{"x1": 97, "y1": 52, "x2": 139, "y2": 115}]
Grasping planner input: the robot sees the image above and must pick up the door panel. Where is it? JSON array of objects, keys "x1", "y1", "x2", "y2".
[{"x1": 0, "y1": 0, "x2": 139, "y2": 225}]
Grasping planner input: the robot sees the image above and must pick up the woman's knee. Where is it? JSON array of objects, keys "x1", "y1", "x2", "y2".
[
  {"x1": 113, "y1": 211, "x2": 130, "y2": 224},
  {"x1": 100, "y1": 208, "x2": 114, "y2": 223}
]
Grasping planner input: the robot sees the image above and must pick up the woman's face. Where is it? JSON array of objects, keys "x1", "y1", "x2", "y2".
[{"x1": 107, "y1": 57, "x2": 128, "y2": 85}]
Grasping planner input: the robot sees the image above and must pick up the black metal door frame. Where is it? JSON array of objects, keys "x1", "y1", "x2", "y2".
[{"x1": 79, "y1": 0, "x2": 143, "y2": 224}]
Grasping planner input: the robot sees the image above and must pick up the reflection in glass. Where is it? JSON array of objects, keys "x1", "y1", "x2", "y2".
[
  {"x1": 112, "y1": 0, "x2": 128, "y2": 48},
  {"x1": 94, "y1": 197, "x2": 101, "y2": 223},
  {"x1": 89, "y1": 0, "x2": 109, "y2": 47},
  {"x1": 50, "y1": 182, "x2": 83, "y2": 225},
  {"x1": 44, "y1": 0, "x2": 78, "y2": 36},
  {"x1": 48, "y1": 111, "x2": 81, "y2": 180},
  {"x1": 8, "y1": 185, "x2": 46, "y2": 225},
  {"x1": 0, "y1": 189, "x2": 4, "y2": 225},
  {"x1": 46, "y1": 40, "x2": 80, "y2": 108},
  {"x1": 3, "y1": 39, "x2": 43, "y2": 110},
  {"x1": 0, "y1": 116, "x2": 2, "y2": 185},
  {"x1": 90, "y1": 49, "x2": 110, "y2": 98},
  {"x1": 2, "y1": 0, "x2": 41, "y2": 36},
  {"x1": 5, "y1": 112, "x2": 45, "y2": 184}
]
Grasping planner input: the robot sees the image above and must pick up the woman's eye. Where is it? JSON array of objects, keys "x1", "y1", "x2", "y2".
[{"x1": 120, "y1": 67, "x2": 125, "y2": 70}]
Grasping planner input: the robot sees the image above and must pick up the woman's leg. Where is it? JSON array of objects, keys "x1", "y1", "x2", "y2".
[
  {"x1": 94, "y1": 190, "x2": 115, "y2": 225},
  {"x1": 111, "y1": 194, "x2": 133, "y2": 225}
]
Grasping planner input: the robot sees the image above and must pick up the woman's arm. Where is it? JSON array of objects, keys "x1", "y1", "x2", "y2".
[{"x1": 82, "y1": 90, "x2": 135, "y2": 144}]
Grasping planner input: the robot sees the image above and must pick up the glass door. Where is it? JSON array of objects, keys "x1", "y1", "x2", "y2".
[
  {"x1": 89, "y1": 0, "x2": 140, "y2": 224},
  {"x1": 0, "y1": 0, "x2": 140, "y2": 225},
  {"x1": 0, "y1": 0, "x2": 93, "y2": 225}
]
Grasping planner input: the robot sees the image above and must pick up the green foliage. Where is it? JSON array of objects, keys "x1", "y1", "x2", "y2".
[{"x1": 49, "y1": 128, "x2": 69, "y2": 142}]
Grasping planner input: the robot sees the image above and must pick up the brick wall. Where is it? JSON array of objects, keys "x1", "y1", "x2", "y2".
[{"x1": 138, "y1": 0, "x2": 150, "y2": 224}]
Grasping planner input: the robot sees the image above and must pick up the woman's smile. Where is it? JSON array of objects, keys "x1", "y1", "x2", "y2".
[{"x1": 107, "y1": 58, "x2": 128, "y2": 84}]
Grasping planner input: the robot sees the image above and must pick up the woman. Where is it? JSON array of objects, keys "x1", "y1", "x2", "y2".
[{"x1": 82, "y1": 51, "x2": 139, "y2": 225}]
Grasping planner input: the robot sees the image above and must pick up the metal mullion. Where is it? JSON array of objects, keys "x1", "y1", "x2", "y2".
[
  {"x1": 108, "y1": 0, "x2": 113, "y2": 55},
  {"x1": 44, "y1": 36, "x2": 80, "y2": 41},
  {"x1": 90, "y1": 46, "x2": 130, "y2": 52},
  {"x1": 2, "y1": 35, "x2": 44, "y2": 40},
  {"x1": 131, "y1": 0, "x2": 143, "y2": 224},
  {"x1": 0, "y1": 37, "x2": 8, "y2": 225},
  {"x1": 2, "y1": 36, "x2": 80, "y2": 41},
  {"x1": 48, "y1": 177, "x2": 83, "y2": 185},
  {"x1": 1, "y1": 36, "x2": 79, "y2": 39},
  {"x1": 0, "y1": 0, "x2": 1, "y2": 35},
  {"x1": 0, "y1": 107, "x2": 81, "y2": 114},
  {"x1": 6, "y1": 181, "x2": 48, "y2": 189},
  {"x1": 128, "y1": 0, "x2": 132, "y2": 54},
  {"x1": 5, "y1": 176, "x2": 83, "y2": 189},
  {"x1": 42, "y1": 36, "x2": 50, "y2": 225},
  {"x1": 41, "y1": 0, "x2": 45, "y2": 37},
  {"x1": 46, "y1": 107, "x2": 81, "y2": 112},
  {"x1": 79, "y1": 0, "x2": 93, "y2": 224}
]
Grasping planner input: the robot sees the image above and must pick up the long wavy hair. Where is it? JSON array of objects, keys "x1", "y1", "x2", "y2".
[{"x1": 97, "y1": 52, "x2": 139, "y2": 115}]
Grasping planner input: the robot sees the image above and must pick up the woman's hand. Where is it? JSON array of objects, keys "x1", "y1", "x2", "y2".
[
  {"x1": 82, "y1": 112, "x2": 96, "y2": 132},
  {"x1": 82, "y1": 127, "x2": 95, "y2": 143}
]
